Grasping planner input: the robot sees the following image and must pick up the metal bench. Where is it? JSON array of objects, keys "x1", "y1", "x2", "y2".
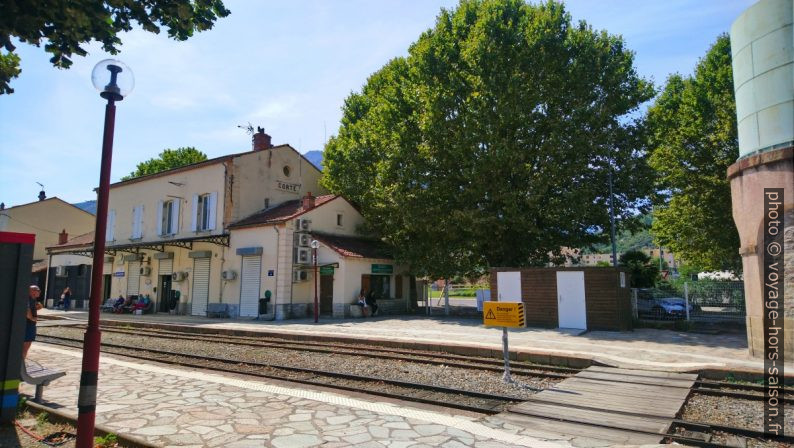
[
  {"x1": 20, "y1": 360, "x2": 66, "y2": 403},
  {"x1": 205, "y1": 303, "x2": 230, "y2": 318}
]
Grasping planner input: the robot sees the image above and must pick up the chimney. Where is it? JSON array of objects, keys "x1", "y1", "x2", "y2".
[
  {"x1": 38, "y1": 189, "x2": 46, "y2": 201},
  {"x1": 58, "y1": 229, "x2": 68, "y2": 245},
  {"x1": 302, "y1": 192, "x2": 316, "y2": 210},
  {"x1": 252, "y1": 126, "x2": 273, "y2": 151}
]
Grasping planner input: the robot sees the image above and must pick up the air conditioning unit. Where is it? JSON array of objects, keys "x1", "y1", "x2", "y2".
[
  {"x1": 296, "y1": 218, "x2": 311, "y2": 232},
  {"x1": 292, "y1": 270, "x2": 309, "y2": 282},
  {"x1": 294, "y1": 247, "x2": 311, "y2": 264},
  {"x1": 55, "y1": 266, "x2": 67, "y2": 276},
  {"x1": 221, "y1": 270, "x2": 237, "y2": 280},
  {"x1": 296, "y1": 233, "x2": 311, "y2": 247},
  {"x1": 140, "y1": 266, "x2": 152, "y2": 276},
  {"x1": 172, "y1": 271, "x2": 188, "y2": 282}
]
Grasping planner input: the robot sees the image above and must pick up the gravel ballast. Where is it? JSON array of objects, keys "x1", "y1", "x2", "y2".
[{"x1": 38, "y1": 326, "x2": 557, "y2": 401}]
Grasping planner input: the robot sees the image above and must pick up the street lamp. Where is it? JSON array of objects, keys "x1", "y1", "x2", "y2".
[
  {"x1": 310, "y1": 240, "x2": 319, "y2": 323},
  {"x1": 76, "y1": 59, "x2": 133, "y2": 448}
]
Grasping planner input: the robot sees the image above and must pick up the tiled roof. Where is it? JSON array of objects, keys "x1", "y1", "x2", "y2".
[
  {"x1": 47, "y1": 231, "x2": 95, "y2": 250},
  {"x1": 229, "y1": 195, "x2": 338, "y2": 228},
  {"x1": 312, "y1": 232, "x2": 393, "y2": 260}
]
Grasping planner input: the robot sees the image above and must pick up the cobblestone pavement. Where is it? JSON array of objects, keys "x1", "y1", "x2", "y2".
[
  {"x1": 42, "y1": 310, "x2": 768, "y2": 372},
  {"x1": 21, "y1": 344, "x2": 577, "y2": 448}
]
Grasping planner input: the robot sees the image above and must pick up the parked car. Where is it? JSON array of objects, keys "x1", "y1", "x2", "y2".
[{"x1": 636, "y1": 288, "x2": 699, "y2": 320}]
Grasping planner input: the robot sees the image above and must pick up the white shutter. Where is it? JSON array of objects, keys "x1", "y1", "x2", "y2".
[
  {"x1": 191, "y1": 257, "x2": 210, "y2": 315},
  {"x1": 207, "y1": 192, "x2": 218, "y2": 231},
  {"x1": 171, "y1": 199, "x2": 180, "y2": 235},
  {"x1": 239, "y1": 255, "x2": 261, "y2": 317},
  {"x1": 106, "y1": 209, "x2": 116, "y2": 241},
  {"x1": 132, "y1": 205, "x2": 143, "y2": 238},
  {"x1": 127, "y1": 261, "x2": 141, "y2": 296},
  {"x1": 156, "y1": 200, "x2": 163, "y2": 236},
  {"x1": 158, "y1": 259, "x2": 173, "y2": 275},
  {"x1": 190, "y1": 194, "x2": 198, "y2": 232}
]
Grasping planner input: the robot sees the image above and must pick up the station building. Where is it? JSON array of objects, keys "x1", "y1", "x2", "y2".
[
  {"x1": 0, "y1": 195, "x2": 95, "y2": 293},
  {"x1": 48, "y1": 130, "x2": 410, "y2": 319}
]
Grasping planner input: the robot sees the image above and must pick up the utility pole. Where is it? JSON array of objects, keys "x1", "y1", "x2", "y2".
[{"x1": 608, "y1": 169, "x2": 617, "y2": 267}]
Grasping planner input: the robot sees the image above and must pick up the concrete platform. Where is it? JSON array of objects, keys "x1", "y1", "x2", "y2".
[
  {"x1": 38, "y1": 309, "x2": 774, "y2": 374},
  {"x1": 21, "y1": 344, "x2": 582, "y2": 448}
]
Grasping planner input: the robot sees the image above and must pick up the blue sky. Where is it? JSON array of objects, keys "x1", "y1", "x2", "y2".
[{"x1": 0, "y1": 0, "x2": 753, "y2": 207}]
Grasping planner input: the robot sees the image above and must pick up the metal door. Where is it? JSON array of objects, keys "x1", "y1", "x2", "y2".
[
  {"x1": 239, "y1": 255, "x2": 261, "y2": 317},
  {"x1": 158, "y1": 259, "x2": 174, "y2": 313},
  {"x1": 191, "y1": 257, "x2": 210, "y2": 316},
  {"x1": 556, "y1": 271, "x2": 587, "y2": 330},
  {"x1": 127, "y1": 261, "x2": 141, "y2": 297},
  {"x1": 496, "y1": 271, "x2": 522, "y2": 302},
  {"x1": 320, "y1": 274, "x2": 333, "y2": 315}
]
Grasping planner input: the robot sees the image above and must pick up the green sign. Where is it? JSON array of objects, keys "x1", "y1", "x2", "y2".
[
  {"x1": 320, "y1": 265, "x2": 335, "y2": 275},
  {"x1": 371, "y1": 264, "x2": 393, "y2": 274}
]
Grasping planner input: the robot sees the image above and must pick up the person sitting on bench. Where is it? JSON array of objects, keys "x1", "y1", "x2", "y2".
[{"x1": 113, "y1": 295, "x2": 129, "y2": 313}]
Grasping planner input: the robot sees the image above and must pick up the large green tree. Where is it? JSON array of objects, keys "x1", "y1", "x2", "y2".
[
  {"x1": 122, "y1": 147, "x2": 208, "y2": 180},
  {"x1": 646, "y1": 35, "x2": 740, "y2": 272},
  {"x1": 0, "y1": 0, "x2": 229, "y2": 94},
  {"x1": 322, "y1": 0, "x2": 655, "y2": 278}
]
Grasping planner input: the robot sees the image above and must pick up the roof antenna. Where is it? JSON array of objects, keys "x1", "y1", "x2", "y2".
[
  {"x1": 36, "y1": 182, "x2": 46, "y2": 201},
  {"x1": 237, "y1": 122, "x2": 255, "y2": 135}
]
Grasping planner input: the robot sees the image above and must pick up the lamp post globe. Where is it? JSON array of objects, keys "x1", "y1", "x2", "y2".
[
  {"x1": 77, "y1": 59, "x2": 132, "y2": 448},
  {"x1": 91, "y1": 59, "x2": 134, "y2": 101},
  {"x1": 311, "y1": 240, "x2": 319, "y2": 323}
]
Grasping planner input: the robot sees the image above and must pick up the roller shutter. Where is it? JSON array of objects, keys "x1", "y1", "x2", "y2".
[
  {"x1": 127, "y1": 261, "x2": 140, "y2": 296},
  {"x1": 158, "y1": 259, "x2": 173, "y2": 275},
  {"x1": 239, "y1": 256, "x2": 262, "y2": 317},
  {"x1": 191, "y1": 257, "x2": 210, "y2": 315}
]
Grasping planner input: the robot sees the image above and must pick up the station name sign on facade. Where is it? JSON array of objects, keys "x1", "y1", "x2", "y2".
[
  {"x1": 483, "y1": 302, "x2": 526, "y2": 328},
  {"x1": 276, "y1": 181, "x2": 301, "y2": 193},
  {"x1": 371, "y1": 264, "x2": 393, "y2": 274}
]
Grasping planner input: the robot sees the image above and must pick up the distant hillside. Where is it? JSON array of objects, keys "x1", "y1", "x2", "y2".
[
  {"x1": 303, "y1": 150, "x2": 323, "y2": 170},
  {"x1": 72, "y1": 200, "x2": 97, "y2": 215}
]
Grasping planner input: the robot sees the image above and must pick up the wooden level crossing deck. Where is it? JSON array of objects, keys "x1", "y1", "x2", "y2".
[{"x1": 502, "y1": 366, "x2": 697, "y2": 446}]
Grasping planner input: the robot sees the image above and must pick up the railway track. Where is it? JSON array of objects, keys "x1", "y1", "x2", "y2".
[
  {"x1": 63, "y1": 322, "x2": 576, "y2": 377},
  {"x1": 37, "y1": 335, "x2": 519, "y2": 415},
  {"x1": 59, "y1": 322, "x2": 792, "y2": 403}
]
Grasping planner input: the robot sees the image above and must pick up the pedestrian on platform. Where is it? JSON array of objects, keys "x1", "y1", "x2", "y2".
[
  {"x1": 60, "y1": 286, "x2": 72, "y2": 311},
  {"x1": 23, "y1": 285, "x2": 43, "y2": 359}
]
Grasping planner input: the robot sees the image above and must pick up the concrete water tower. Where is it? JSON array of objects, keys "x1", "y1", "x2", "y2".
[{"x1": 729, "y1": 0, "x2": 793, "y2": 358}]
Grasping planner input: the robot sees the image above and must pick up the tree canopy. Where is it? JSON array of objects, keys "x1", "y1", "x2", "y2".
[
  {"x1": 619, "y1": 250, "x2": 659, "y2": 288},
  {"x1": 646, "y1": 35, "x2": 740, "y2": 272},
  {"x1": 122, "y1": 147, "x2": 208, "y2": 180},
  {"x1": 322, "y1": 0, "x2": 655, "y2": 278},
  {"x1": 0, "y1": 0, "x2": 230, "y2": 94}
]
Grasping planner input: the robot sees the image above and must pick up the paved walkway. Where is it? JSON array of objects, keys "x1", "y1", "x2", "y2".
[
  {"x1": 41, "y1": 310, "x2": 771, "y2": 372},
  {"x1": 22, "y1": 344, "x2": 585, "y2": 448}
]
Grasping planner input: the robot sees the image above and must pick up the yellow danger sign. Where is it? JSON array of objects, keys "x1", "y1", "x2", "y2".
[{"x1": 483, "y1": 302, "x2": 526, "y2": 328}]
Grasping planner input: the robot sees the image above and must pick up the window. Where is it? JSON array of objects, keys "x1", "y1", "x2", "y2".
[
  {"x1": 369, "y1": 275, "x2": 391, "y2": 300},
  {"x1": 336, "y1": 213, "x2": 343, "y2": 226},
  {"x1": 283, "y1": 165, "x2": 291, "y2": 177},
  {"x1": 264, "y1": 198, "x2": 270, "y2": 209},
  {"x1": 160, "y1": 200, "x2": 174, "y2": 235},
  {"x1": 197, "y1": 194, "x2": 211, "y2": 231},
  {"x1": 191, "y1": 192, "x2": 216, "y2": 232}
]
